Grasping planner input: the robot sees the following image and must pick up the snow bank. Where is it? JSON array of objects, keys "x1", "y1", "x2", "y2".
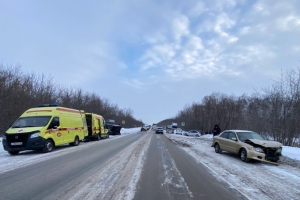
[{"x1": 120, "y1": 127, "x2": 141, "y2": 135}]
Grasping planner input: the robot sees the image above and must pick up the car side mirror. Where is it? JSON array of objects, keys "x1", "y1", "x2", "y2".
[{"x1": 232, "y1": 137, "x2": 237, "y2": 141}]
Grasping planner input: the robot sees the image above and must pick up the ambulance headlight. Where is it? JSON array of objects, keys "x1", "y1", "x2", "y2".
[{"x1": 30, "y1": 131, "x2": 40, "y2": 138}]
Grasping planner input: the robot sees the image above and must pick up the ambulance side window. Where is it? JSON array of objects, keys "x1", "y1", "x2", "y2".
[{"x1": 48, "y1": 117, "x2": 60, "y2": 129}]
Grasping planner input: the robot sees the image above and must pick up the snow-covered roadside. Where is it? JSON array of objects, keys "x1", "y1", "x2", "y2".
[
  {"x1": 0, "y1": 127, "x2": 142, "y2": 174},
  {"x1": 170, "y1": 133, "x2": 300, "y2": 161},
  {"x1": 165, "y1": 133, "x2": 300, "y2": 200}
]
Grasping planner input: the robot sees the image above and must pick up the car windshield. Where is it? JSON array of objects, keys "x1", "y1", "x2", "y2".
[
  {"x1": 11, "y1": 116, "x2": 51, "y2": 128},
  {"x1": 236, "y1": 131, "x2": 264, "y2": 141}
]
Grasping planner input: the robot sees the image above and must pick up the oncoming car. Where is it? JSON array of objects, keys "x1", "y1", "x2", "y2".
[
  {"x1": 211, "y1": 130, "x2": 283, "y2": 165},
  {"x1": 156, "y1": 127, "x2": 163, "y2": 134}
]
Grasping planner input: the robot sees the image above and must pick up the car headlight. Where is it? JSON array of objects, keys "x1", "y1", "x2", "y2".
[
  {"x1": 30, "y1": 131, "x2": 41, "y2": 138},
  {"x1": 276, "y1": 147, "x2": 282, "y2": 153},
  {"x1": 252, "y1": 147, "x2": 264, "y2": 153}
]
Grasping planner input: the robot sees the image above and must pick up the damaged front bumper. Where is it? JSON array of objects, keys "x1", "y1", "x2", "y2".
[{"x1": 247, "y1": 149, "x2": 281, "y2": 165}]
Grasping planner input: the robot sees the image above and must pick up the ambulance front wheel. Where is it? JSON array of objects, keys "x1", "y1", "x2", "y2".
[
  {"x1": 8, "y1": 151, "x2": 19, "y2": 155},
  {"x1": 43, "y1": 139, "x2": 54, "y2": 153}
]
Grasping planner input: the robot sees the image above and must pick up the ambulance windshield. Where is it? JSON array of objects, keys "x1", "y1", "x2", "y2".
[{"x1": 12, "y1": 116, "x2": 52, "y2": 128}]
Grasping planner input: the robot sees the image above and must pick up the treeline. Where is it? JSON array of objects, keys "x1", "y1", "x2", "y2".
[
  {"x1": 0, "y1": 65, "x2": 143, "y2": 135},
  {"x1": 174, "y1": 67, "x2": 300, "y2": 146}
]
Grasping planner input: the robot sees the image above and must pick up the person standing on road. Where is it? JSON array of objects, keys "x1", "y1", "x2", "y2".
[{"x1": 212, "y1": 124, "x2": 221, "y2": 136}]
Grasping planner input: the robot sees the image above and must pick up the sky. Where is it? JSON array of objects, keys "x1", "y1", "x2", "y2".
[{"x1": 1, "y1": 0, "x2": 300, "y2": 124}]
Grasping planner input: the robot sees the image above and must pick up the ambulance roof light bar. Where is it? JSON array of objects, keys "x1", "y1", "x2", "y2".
[{"x1": 37, "y1": 104, "x2": 58, "y2": 107}]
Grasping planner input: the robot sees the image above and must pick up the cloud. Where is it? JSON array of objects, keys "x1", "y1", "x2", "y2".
[
  {"x1": 1, "y1": 0, "x2": 300, "y2": 123},
  {"x1": 277, "y1": 15, "x2": 300, "y2": 31},
  {"x1": 172, "y1": 14, "x2": 190, "y2": 40},
  {"x1": 123, "y1": 79, "x2": 145, "y2": 89},
  {"x1": 214, "y1": 12, "x2": 237, "y2": 42}
]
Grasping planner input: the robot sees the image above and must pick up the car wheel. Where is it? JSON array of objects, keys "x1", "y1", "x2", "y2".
[
  {"x1": 240, "y1": 148, "x2": 249, "y2": 162},
  {"x1": 43, "y1": 139, "x2": 54, "y2": 153},
  {"x1": 8, "y1": 151, "x2": 19, "y2": 155},
  {"x1": 195, "y1": 134, "x2": 200, "y2": 137},
  {"x1": 74, "y1": 136, "x2": 80, "y2": 146},
  {"x1": 70, "y1": 136, "x2": 80, "y2": 146},
  {"x1": 214, "y1": 143, "x2": 222, "y2": 153},
  {"x1": 96, "y1": 134, "x2": 101, "y2": 141}
]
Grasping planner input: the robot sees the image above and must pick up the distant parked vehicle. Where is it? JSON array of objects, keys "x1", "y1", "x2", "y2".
[
  {"x1": 85, "y1": 113, "x2": 108, "y2": 141},
  {"x1": 166, "y1": 125, "x2": 172, "y2": 133},
  {"x1": 184, "y1": 130, "x2": 201, "y2": 137},
  {"x1": 156, "y1": 127, "x2": 163, "y2": 134},
  {"x1": 171, "y1": 122, "x2": 178, "y2": 129},
  {"x1": 152, "y1": 123, "x2": 157, "y2": 130},
  {"x1": 106, "y1": 119, "x2": 121, "y2": 135},
  {"x1": 141, "y1": 125, "x2": 148, "y2": 131},
  {"x1": 175, "y1": 128, "x2": 183, "y2": 135}
]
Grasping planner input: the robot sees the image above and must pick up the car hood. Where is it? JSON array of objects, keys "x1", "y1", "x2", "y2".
[{"x1": 246, "y1": 139, "x2": 282, "y2": 148}]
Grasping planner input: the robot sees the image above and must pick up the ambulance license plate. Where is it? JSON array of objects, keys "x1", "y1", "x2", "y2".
[{"x1": 11, "y1": 142, "x2": 22, "y2": 146}]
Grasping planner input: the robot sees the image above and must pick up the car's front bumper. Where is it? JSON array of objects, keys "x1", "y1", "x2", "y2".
[
  {"x1": 2, "y1": 136, "x2": 46, "y2": 152},
  {"x1": 247, "y1": 150, "x2": 280, "y2": 165}
]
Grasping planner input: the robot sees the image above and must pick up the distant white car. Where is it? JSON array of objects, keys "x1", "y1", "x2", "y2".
[
  {"x1": 155, "y1": 127, "x2": 164, "y2": 134},
  {"x1": 184, "y1": 130, "x2": 201, "y2": 137},
  {"x1": 175, "y1": 128, "x2": 183, "y2": 135},
  {"x1": 166, "y1": 128, "x2": 173, "y2": 133}
]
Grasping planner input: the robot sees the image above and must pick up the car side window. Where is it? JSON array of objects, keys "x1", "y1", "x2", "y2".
[
  {"x1": 228, "y1": 132, "x2": 236, "y2": 140},
  {"x1": 220, "y1": 132, "x2": 229, "y2": 138}
]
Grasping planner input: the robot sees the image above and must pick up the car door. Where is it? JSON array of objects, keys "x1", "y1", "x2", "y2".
[
  {"x1": 226, "y1": 132, "x2": 238, "y2": 153},
  {"x1": 218, "y1": 132, "x2": 229, "y2": 151},
  {"x1": 47, "y1": 117, "x2": 63, "y2": 145}
]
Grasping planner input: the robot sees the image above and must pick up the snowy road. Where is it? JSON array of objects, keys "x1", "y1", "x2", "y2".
[
  {"x1": 166, "y1": 133, "x2": 300, "y2": 200},
  {"x1": 0, "y1": 128, "x2": 300, "y2": 200},
  {"x1": 0, "y1": 130, "x2": 150, "y2": 200},
  {"x1": 134, "y1": 133, "x2": 246, "y2": 200}
]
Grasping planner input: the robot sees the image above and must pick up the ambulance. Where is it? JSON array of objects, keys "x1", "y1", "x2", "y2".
[
  {"x1": 85, "y1": 113, "x2": 109, "y2": 141},
  {"x1": 2, "y1": 104, "x2": 88, "y2": 155}
]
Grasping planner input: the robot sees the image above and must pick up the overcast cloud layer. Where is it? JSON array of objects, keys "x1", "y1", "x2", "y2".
[{"x1": 1, "y1": 0, "x2": 300, "y2": 124}]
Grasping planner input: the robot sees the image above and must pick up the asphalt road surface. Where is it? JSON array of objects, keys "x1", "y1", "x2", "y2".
[
  {"x1": 133, "y1": 132, "x2": 247, "y2": 200},
  {"x1": 0, "y1": 131, "x2": 248, "y2": 200},
  {"x1": 0, "y1": 133, "x2": 145, "y2": 200}
]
